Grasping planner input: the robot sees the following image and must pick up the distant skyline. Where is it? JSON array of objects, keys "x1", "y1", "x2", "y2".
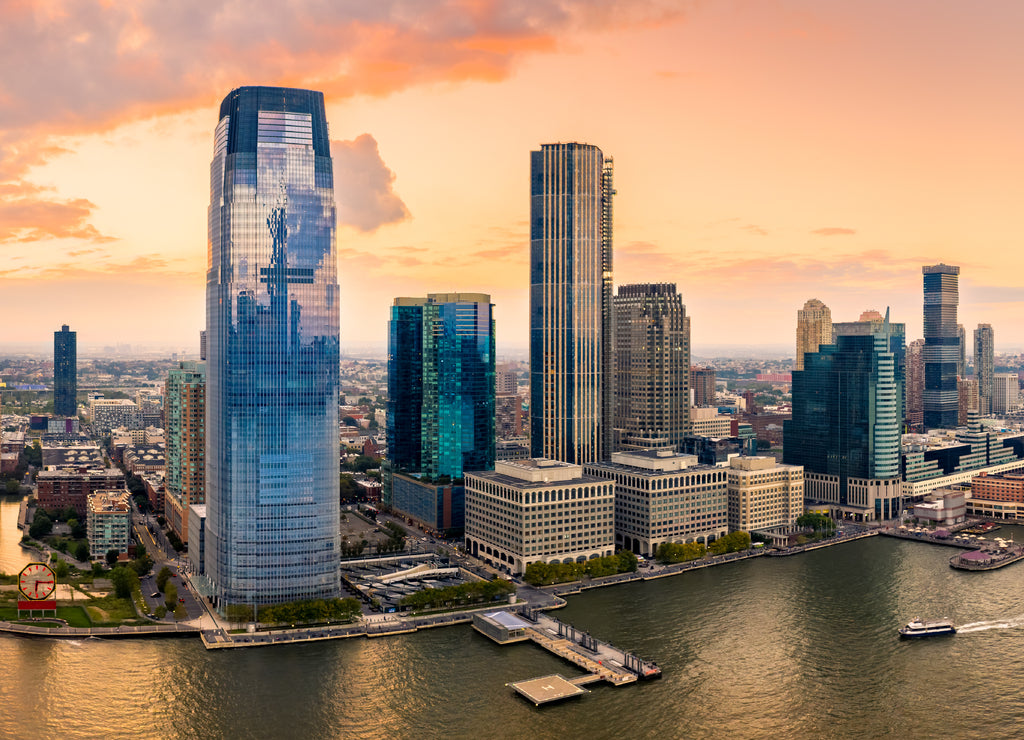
[{"x1": 4, "y1": 1, "x2": 1024, "y2": 353}]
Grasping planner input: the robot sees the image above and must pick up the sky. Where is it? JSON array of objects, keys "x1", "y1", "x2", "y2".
[{"x1": 3, "y1": 0, "x2": 1024, "y2": 356}]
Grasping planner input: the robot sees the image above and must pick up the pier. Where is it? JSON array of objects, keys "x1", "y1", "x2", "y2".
[{"x1": 473, "y1": 608, "x2": 660, "y2": 704}]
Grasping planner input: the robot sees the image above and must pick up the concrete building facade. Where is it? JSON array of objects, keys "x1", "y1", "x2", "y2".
[
  {"x1": 465, "y1": 459, "x2": 614, "y2": 575},
  {"x1": 726, "y1": 456, "x2": 804, "y2": 532},
  {"x1": 795, "y1": 298, "x2": 832, "y2": 372}
]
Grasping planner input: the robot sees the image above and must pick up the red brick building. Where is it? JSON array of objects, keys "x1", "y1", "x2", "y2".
[{"x1": 36, "y1": 468, "x2": 125, "y2": 517}]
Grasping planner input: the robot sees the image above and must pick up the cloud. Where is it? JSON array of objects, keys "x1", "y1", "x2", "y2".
[
  {"x1": 332, "y1": 134, "x2": 410, "y2": 232},
  {"x1": 741, "y1": 223, "x2": 768, "y2": 236},
  {"x1": 0, "y1": 182, "x2": 116, "y2": 243},
  {"x1": 0, "y1": 1, "x2": 685, "y2": 246},
  {"x1": 811, "y1": 227, "x2": 857, "y2": 236}
]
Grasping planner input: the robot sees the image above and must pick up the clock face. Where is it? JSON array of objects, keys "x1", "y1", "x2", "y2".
[{"x1": 19, "y1": 563, "x2": 56, "y2": 600}]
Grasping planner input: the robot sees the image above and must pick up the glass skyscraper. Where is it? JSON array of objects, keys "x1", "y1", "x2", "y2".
[
  {"x1": 53, "y1": 324, "x2": 76, "y2": 418},
  {"x1": 922, "y1": 263, "x2": 960, "y2": 428},
  {"x1": 785, "y1": 314, "x2": 905, "y2": 520},
  {"x1": 205, "y1": 87, "x2": 340, "y2": 609},
  {"x1": 530, "y1": 143, "x2": 614, "y2": 464},
  {"x1": 386, "y1": 293, "x2": 495, "y2": 480}
]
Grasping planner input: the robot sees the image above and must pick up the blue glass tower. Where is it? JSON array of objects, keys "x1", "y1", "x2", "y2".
[{"x1": 206, "y1": 87, "x2": 340, "y2": 609}]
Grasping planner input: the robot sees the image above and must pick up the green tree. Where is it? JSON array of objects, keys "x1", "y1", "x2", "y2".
[
  {"x1": 225, "y1": 604, "x2": 254, "y2": 624},
  {"x1": 156, "y1": 566, "x2": 172, "y2": 592},
  {"x1": 164, "y1": 581, "x2": 178, "y2": 611},
  {"x1": 73, "y1": 541, "x2": 91, "y2": 563},
  {"x1": 339, "y1": 474, "x2": 358, "y2": 502},
  {"x1": 68, "y1": 518, "x2": 87, "y2": 539},
  {"x1": 4, "y1": 479, "x2": 20, "y2": 494},
  {"x1": 109, "y1": 566, "x2": 138, "y2": 599},
  {"x1": 29, "y1": 510, "x2": 53, "y2": 539},
  {"x1": 131, "y1": 550, "x2": 154, "y2": 577},
  {"x1": 106, "y1": 549, "x2": 120, "y2": 566}
]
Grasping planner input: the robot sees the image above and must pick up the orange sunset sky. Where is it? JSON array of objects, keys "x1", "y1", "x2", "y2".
[{"x1": 2, "y1": 0, "x2": 1023, "y2": 355}]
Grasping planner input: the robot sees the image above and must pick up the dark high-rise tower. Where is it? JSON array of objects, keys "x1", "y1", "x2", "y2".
[
  {"x1": 529, "y1": 143, "x2": 614, "y2": 464},
  {"x1": 922, "y1": 264, "x2": 960, "y2": 428},
  {"x1": 613, "y1": 283, "x2": 690, "y2": 450},
  {"x1": 785, "y1": 313, "x2": 905, "y2": 520},
  {"x1": 205, "y1": 87, "x2": 340, "y2": 609},
  {"x1": 53, "y1": 324, "x2": 77, "y2": 417},
  {"x1": 974, "y1": 323, "x2": 994, "y2": 415}
]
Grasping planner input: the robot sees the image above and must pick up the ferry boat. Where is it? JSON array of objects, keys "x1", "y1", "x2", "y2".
[{"x1": 898, "y1": 619, "x2": 956, "y2": 638}]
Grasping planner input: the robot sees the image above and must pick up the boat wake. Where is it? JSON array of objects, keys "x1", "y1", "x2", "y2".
[{"x1": 957, "y1": 615, "x2": 1024, "y2": 633}]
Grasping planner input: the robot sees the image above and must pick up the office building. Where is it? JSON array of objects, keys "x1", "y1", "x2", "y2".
[
  {"x1": 205, "y1": 86, "x2": 340, "y2": 608},
  {"x1": 465, "y1": 459, "x2": 614, "y2": 575},
  {"x1": 726, "y1": 456, "x2": 804, "y2": 533},
  {"x1": 968, "y1": 472, "x2": 1024, "y2": 519},
  {"x1": 974, "y1": 324, "x2": 994, "y2": 415},
  {"x1": 785, "y1": 314, "x2": 904, "y2": 521},
  {"x1": 690, "y1": 407, "x2": 733, "y2": 438},
  {"x1": 530, "y1": 143, "x2": 614, "y2": 464},
  {"x1": 922, "y1": 264, "x2": 960, "y2": 428},
  {"x1": 586, "y1": 449, "x2": 726, "y2": 558},
  {"x1": 496, "y1": 366, "x2": 518, "y2": 395},
  {"x1": 957, "y1": 324, "x2": 967, "y2": 378},
  {"x1": 53, "y1": 325, "x2": 77, "y2": 418},
  {"x1": 690, "y1": 367, "x2": 717, "y2": 407},
  {"x1": 385, "y1": 293, "x2": 494, "y2": 533},
  {"x1": 496, "y1": 394, "x2": 525, "y2": 439},
  {"x1": 613, "y1": 283, "x2": 690, "y2": 451},
  {"x1": 200, "y1": 330, "x2": 207, "y2": 361},
  {"x1": 795, "y1": 299, "x2": 832, "y2": 371},
  {"x1": 87, "y1": 489, "x2": 132, "y2": 558},
  {"x1": 386, "y1": 293, "x2": 495, "y2": 480},
  {"x1": 165, "y1": 362, "x2": 205, "y2": 544},
  {"x1": 993, "y1": 373, "x2": 1019, "y2": 414},
  {"x1": 958, "y1": 377, "x2": 979, "y2": 425},
  {"x1": 906, "y1": 338, "x2": 925, "y2": 431}
]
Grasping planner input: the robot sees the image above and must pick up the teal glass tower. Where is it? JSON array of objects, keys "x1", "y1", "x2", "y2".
[
  {"x1": 530, "y1": 143, "x2": 614, "y2": 464},
  {"x1": 205, "y1": 87, "x2": 340, "y2": 609},
  {"x1": 785, "y1": 313, "x2": 905, "y2": 520},
  {"x1": 386, "y1": 293, "x2": 496, "y2": 480}
]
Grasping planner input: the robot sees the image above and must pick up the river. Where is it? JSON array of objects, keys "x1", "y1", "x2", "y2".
[{"x1": 2, "y1": 493, "x2": 1022, "y2": 739}]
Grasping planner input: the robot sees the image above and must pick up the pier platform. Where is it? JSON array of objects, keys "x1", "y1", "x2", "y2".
[
  {"x1": 474, "y1": 608, "x2": 661, "y2": 703},
  {"x1": 507, "y1": 674, "x2": 590, "y2": 705}
]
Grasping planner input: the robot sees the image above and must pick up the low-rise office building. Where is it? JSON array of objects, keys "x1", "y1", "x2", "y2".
[
  {"x1": 726, "y1": 456, "x2": 804, "y2": 532},
  {"x1": 912, "y1": 488, "x2": 967, "y2": 525},
  {"x1": 586, "y1": 449, "x2": 727, "y2": 557},
  {"x1": 966, "y1": 472, "x2": 1024, "y2": 519},
  {"x1": 465, "y1": 459, "x2": 614, "y2": 575}
]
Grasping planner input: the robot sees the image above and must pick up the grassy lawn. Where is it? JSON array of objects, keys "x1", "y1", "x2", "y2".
[
  {"x1": 85, "y1": 595, "x2": 137, "y2": 626},
  {"x1": 58, "y1": 606, "x2": 92, "y2": 628},
  {"x1": 14, "y1": 620, "x2": 62, "y2": 628}
]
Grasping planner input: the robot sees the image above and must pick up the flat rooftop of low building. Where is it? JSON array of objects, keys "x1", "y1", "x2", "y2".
[
  {"x1": 482, "y1": 610, "x2": 531, "y2": 631},
  {"x1": 467, "y1": 464, "x2": 609, "y2": 489},
  {"x1": 42, "y1": 445, "x2": 104, "y2": 468},
  {"x1": 508, "y1": 674, "x2": 590, "y2": 705}
]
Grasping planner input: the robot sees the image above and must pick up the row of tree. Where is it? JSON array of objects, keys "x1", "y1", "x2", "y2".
[
  {"x1": 523, "y1": 551, "x2": 639, "y2": 586},
  {"x1": 226, "y1": 597, "x2": 362, "y2": 625},
  {"x1": 398, "y1": 578, "x2": 515, "y2": 611},
  {"x1": 655, "y1": 531, "x2": 753, "y2": 563}
]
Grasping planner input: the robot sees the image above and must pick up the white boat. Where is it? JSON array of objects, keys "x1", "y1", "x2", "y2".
[{"x1": 898, "y1": 619, "x2": 956, "y2": 638}]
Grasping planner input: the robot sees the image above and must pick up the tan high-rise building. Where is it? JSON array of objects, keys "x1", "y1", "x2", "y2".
[
  {"x1": 795, "y1": 299, "x2": 833, "y2": 371},
  {"x1": 958, "y1": 377, "x2": 979, "y2": 425},
  {"x1": 906, "y1": 338, "x2": 925, "y2": 430}
]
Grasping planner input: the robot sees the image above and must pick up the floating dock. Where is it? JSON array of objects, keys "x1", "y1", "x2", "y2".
[{"x1": 474, "y1": 608, "x2": 661, "y2": 704}]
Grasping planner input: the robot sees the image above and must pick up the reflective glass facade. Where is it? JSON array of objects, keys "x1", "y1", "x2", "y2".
[
  {"x1": 53, "y1": 324, "x2": 77, "y2": 418},
  {"x1": 386, "y1": 294, "x2": 495, "y2": 481},
  {"x1": 206, "y1": 87, "x2": 339, "y2": 608},
  {"x1": 530, "y1": 143, "x2": 614, "y2": 464},
  {"x1": 785, "y1": 318, "x2": 905, "y2": 503},
  {"x1": 923, "y1": 264, "x2": 960, "y2": 428}
]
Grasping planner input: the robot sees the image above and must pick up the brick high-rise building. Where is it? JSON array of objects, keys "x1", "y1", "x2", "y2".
[{"x1": 690, "y1": 367, "x2": 716, "y2": 407}]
